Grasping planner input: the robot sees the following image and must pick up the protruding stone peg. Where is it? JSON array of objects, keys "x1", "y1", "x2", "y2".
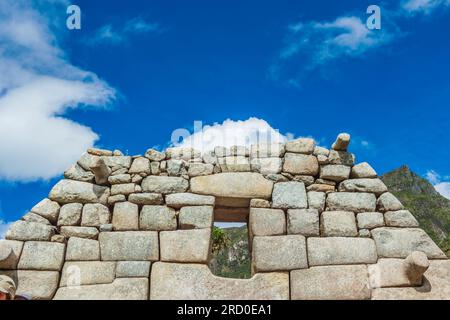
[
  {"x1": 404, "y1": 251, "x2": 429, "y2": 284},
  {"x1": 90, "y1": 157, "x2": 111, "y2": 185},
  {"x1": 332, "y1": 133, "x2": 351, "y2": 151}
]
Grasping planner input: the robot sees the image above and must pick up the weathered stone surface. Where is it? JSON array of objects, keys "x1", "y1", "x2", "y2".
[
  {"x1": 57, "y1": 203, "x2": 83, "y2": 226},
  {"x1": 99, "y1": 224, "x2": 113, "y2": 232},
  {"x1": 99, "y1": 231, "x2": 159, "y2": 261},
  {"x1": 332, "y1": 133, "x2": 350, "y2": 151},
  {"x1": 321, "y1": 211, "x2": 358, "y2": 237},
  {"x1": 202, "y1": 151, "x2": 217, "y2": 164},
  {"x1": 18, "y1": 241, "x2": 65, "y2": 271},
  {"x1": 88, "y1": 147, "x2": 113, "y2": 156},
  {"x1": 249, "y1": 208, "x2": 286, "y2": 236},
  {"x1": 293, "y1": 175, "x2": 314, "y2": 186},
  {"x1": 218, "y1": 156, "x2": 251, "y2": 172},
  {"x1": 166, "y1": 159, "x2": 186, "y2": 176},
  {"x1": 77, "y1": 152, "x2": 97, "y2": 171},
  {"x1": 371, "y1": 227, "x2": 446, "y2": 259},
  {"x1": 81, "y1": 203, "x2": 110, "y2": 227},
  {"x1": 250, "y1": 199, "x2": 271, "y2": 208},
  {"x1": 351, "y1": 162, "x2": 377, "y2": 178},
  {"x1": 188, "y1": 163, "x2": 214, "y2": 177},
  {"x1": 285, "y1": 138, "x2": 315, "y2": 154},
  {"x1": 66, "y1": 237, "x2": 100, "y2": 261},
  {"x1": 112, "y1": 201, "x2": 139, "y2": 231},
  {"x1": 307, "y1": 184, "x2": 335, "y2": 192},
  {"x1": 338, "y1": 178, "x2": 388, "y2": 196},
  {"x1": 307, "y1": 191, "x2": 325, "y2": 213},
  {"x1": 165, "y1": 193, "x2": 215, "y2": 208},
  {"x1": 108, "y1": 174, "x2": 131, "y2": 184},
  {"x1": 166, "y1": 147, "x2": 200, "y2": 160},
  {"x1": 30, "y1": 198, "x2": 60, "y2": 223},
  {"x1": 90, "y1": 157, "x2": 111, "y2": 185},
  {"x1": 49, "y1": 179, "x2": 110, "y2": 205},
  {"x1": 51, "y1": 234, "x2": 66, "y2": 243},
  {"x1": 160, "y1": 229, "x2": 211, "y2": 263},
  {"x1": 64, "y1": 164, "x2": 94, "y2": 183},
  {"x1": 108, "y1": 194, "x2": 126, "y2": 205},
  {"x1": 307, "y1": 237, "x2": 377, "y2": 266},
  {"x1": 230, "y1": 145, "x2": 249, "y2": 156},
  {"x1": 404, "y1": 251, "x2": 430, "y2": 284},
  {"x1": 252, "y1": 235, "x2": 307, "y2": 272},
  {"x1": 150, "y1": 262, "x2": 289, "y2": 300},
  {"x1": 145, "y1": 148, "x2": 166, "y2": 161},
  {"x1": 128, "y1": 193, "x2": 164, "y2": 205},
  {"x1": 0, "y1": 240, "x2": 23, "y2": 269},
  {"x1": 139, "y1": 205, "x2": 177, "y2": 231},
  {"x1": 22, "y1": 212, "x2": 51, "y2": 225},
  {"x1": 116, "y1": 261, "x2": 151, "y2": 278},
  {"x1": 214, "y1": 146, "x2": 231, "y2": 157},
  {"x1": 327, "y1": 150, "x2": 355, "y2": 166},
  {"x1": 377, "y1": 192, "x2": 404, "y2": 212},
  {"x1": 6, "y1": 221, "x2": 55, "y2": 241},
  {"x1": 320, "y1": 165, "x2": 351, "y2": 182},
  {"x1": 313, "y1": 146, "x2": 329, "y2": 156},
  {"x1": 282, "y1": 153, "x2": 319, "y2": 175},
  {"x1": 54, "y1": 278, "x2": 148, "y2": 300},
  {"x1": 291, "y1": 265, "x2": 370, "y2": 300},
  {"x1": 250, "y1": 157, "x2": 282, "y2": 174},
  {"x1": 129, "y1": 157, "x2": 150, "y2": 174},
  {"x1": 356, "y1": 212, "x2": 384, "y2": 229},
  {"x1": 385, "y1": 210, "x2": 419, "y2": 227},
  {"x1": 60, "y1": 261, "x2": 115, "y2": 286},
  {"x1": 179, "y1": 206, "x2": 214, "y2": 229},
  {"x1": 101, "y1": 156, "x2": 132, "y2": 169},
  {"x1": 111, "y1": 183, "x2": 136, "y2": 196},
  {"x1": 250, "y1": 143, "x2": 285, "y2": 158},
  {"x1": 1, "y1": 270, "x2": 59, "y2": 300},
  {"x1": 326, "y1": 192, "x2": 376, "y2": 213},
  {"x1": 359, "y1": 229, "x2": 371, "y2": 237},
  {"x1": 141, "y1": 176, "x2": 189, "y2": 194},
  {"x1": 371, "y1": 260, "x2": 450, "y2": 300},
  {"x1": 287, "y1": 209, "x2": 319, "y2": 236},
  {"x1": 190, "y1": 172, "x2": 273, "y2": 199},
  {"x1": 60, "y1": 226, "x2": 99, "y2": 239},
  {"x1": 272, "y1": 182, "x2": 307, "y2": 209}
]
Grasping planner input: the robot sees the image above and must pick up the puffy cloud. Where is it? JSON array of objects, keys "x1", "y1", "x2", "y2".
[
  {"x1": 401, "y1": 0, "x2": 450, "y2": 14},
  {"x1": 87, "y1": 17, "x2": 159, "y2": 46},
  {"x1": 434, "y1": 182, "x2": 450, "y2": 200},
  {"x1": 425, "y1": 170, "x2": 450, "y2": 200},
  {"x1": 176, "y1": 118, "x2": 297, "y2": 154},
  {"x1": 426, "y1": 170, "x2": 441, "y2": 185},
  {"x1": 0, "y1": 0, "x2": 115, "y2": 181},
  {"x1": 0, "y1": 220, "x2": 12, "y2": 240}
]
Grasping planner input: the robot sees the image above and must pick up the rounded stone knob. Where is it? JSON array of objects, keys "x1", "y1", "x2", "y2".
[
  {"x1": 404, "y1": 251, "x2": 429, "y2": 283},
  {"x1": 332, "y1": 133, "x2": 351, "y2": 151}
]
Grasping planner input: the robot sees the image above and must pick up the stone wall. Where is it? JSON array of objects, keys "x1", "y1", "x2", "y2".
[{"x1": 0, "y1": 133, "x2": 448, "y2": 300}]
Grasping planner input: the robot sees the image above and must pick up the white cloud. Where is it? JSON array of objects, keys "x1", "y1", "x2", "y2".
[
  {"x1": 426, "y1": 170, "x2": 441, "y2": 185},
  {"x1": 434, "y1": 182, "x2": 450, "y2": 200},
  {"x1": 0, "y1": 220, "x2": 12, "y2": 240},
  {"x1": 88, "y1": 17, "x2": 159, "y2": 45},
  {"x1": 0, "y1": 0, "x2": 115, "y2": 181},
  {"x1": 177, "y1": 118, "x2": 297, "y2": 154},
  {"x1": 402, "y1": 0, "x2": 450, "y2": 14}
]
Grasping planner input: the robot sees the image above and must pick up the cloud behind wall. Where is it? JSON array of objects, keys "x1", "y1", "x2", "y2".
[{"x1": 0, "y1": 0, "x2": 115, "y2": 181}]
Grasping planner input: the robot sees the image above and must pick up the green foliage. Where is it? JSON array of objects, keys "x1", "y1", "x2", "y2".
[{"x1": 211, "y1": 226, "x2": 230, "y2": 255}]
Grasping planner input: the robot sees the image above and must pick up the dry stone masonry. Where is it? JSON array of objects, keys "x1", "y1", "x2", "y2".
[{"x1": 1, "y1": 133, "x2": 449, "y2": 300}]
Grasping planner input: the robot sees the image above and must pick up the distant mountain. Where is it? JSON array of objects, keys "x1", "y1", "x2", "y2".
[
  {"x1": 381, "y1": 165, "x2": 450, "y2": 257},
  {"x1": 210, "y1": 165, "x2": 450, "y2": 278}
]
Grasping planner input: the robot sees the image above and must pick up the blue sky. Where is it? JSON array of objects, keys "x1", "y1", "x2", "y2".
[{"x1": 1, "y1": 0, "x2": 450, "y2": 233}]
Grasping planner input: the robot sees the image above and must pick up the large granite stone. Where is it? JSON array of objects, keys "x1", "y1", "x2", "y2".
[
  {"x1": 272, "y1": 182, "x2": 307, "y2": 209},
  {"x1": 252, "y1": 235, "x2": 308, "y2": 272},
  {"x1": 165, "y1": 193, "x2": 215, "y2": 208},
  {"x1": 190, "y1": 172, "x2": 273, "y2": 199},
  {"x1": 287, "y1": 209, "x2": 319, "y2": 236},
  {"x1": 384, "y1": 210, "x2": 419, "y2": 227},
  {"x1": 307, "y1": 191, "x2": 325, "y2": 213},
  {"x1": 6, "y1": 221, "x2": 55, "y2": 241},
  {"x1": 307, "y1": 237, "x2": 377, "y2": 266},
  {"x1": 326, "y1": 192, "x2": 376, "y2": 213},
  {"x1": 377, "y1": 192, "x2": 404, "y2": 212},
  {"x1": 60, "y1": 261, "x2": 116, "y2": 286},
  {"x1": 285, "y1": 138, "x2": 315, "y2": 154},
  {"x1": 282, "y1": 153, "x2": 319, "y2": 175},
  {"x1": 250, "y1": 158, "x2": 283, "y2": 175},
  {"x1": 81, "y1": 203, "x2": 110, "y2": 227},
  {"x1": 357, "y1": 212, "x2": 384, "y2": 229},
  {"x1": 291, "y1": 265, "x2": 371, "y2": 300},
  {"x1": 58, "y1": 203, "x2": 83, "y2": 226},
  {"x1": 49, "y1": 179, "x2": 110, "y2": 205},
  {"x1": 66, "y1": 237, "x2": 100, "y2": 261},
  {"x1": 150, "y1": 262, "x2": 289, "y2": 300},
  {"x1": 116, "y1": 261, "x2": 151, "y2": 278},
  {"x1": 179, "y1": 206, "x2": 214, "y2": 229},
  {"x1": 321, "y1": 211, "x2": 358, "y2": 237},
  {"x1": 371, "y1": 227, "x2": 446, "y2": 259},
  {"x1": 128, "y1": 193, "x2": 164, "y2": 205},
  {"x1": 320, "y1": 165, "x2": 351, "y2": 182},
  {"x1": 112, "y1": 201, "x2": 139, "y2": 231},
  {"x1": 60, "y1": 226, "x2": 99, "y2": 239},
  {"x1": 18, "y1": 241, "x2": 65, "y2": 271},
  {"x1": 160, "y1": 229, "x2": 211, "y2": 263},
  {"x1": 54, "y1": 278, "x2": 148, "y2": 300},
  {"x1": 351, "y1": 162, "x2": 377, "y2": 178},
  {"x1": 30, "y1": 198, "x2": 60, "y2": 223},
  {"x1": 338, "y1": 178, "x2": 388, "y2": 196},
  {"x1": 249, "y1": 208, "x2": 286, "y2": 236},
  {"x1": 99, "y1": 231, "x2": 159, "y2": 261},
  {"x1": 141, "y1": 176, "x2": 189, "y2": 194},
  {"x1": 139, "y1": 205, "x2": 177, "y2": 231}
]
